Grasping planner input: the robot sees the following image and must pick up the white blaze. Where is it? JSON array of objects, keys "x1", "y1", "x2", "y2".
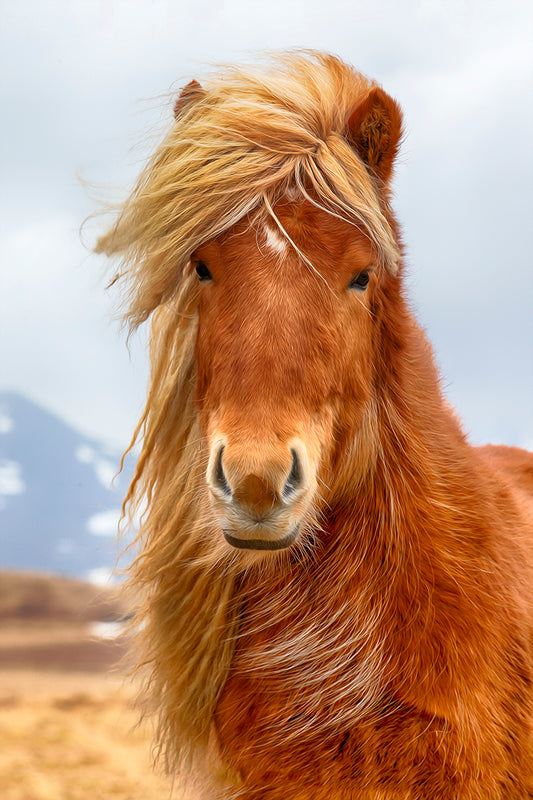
[{"x1": 263, "y1": 225, "x2": 288, "y2": 258}]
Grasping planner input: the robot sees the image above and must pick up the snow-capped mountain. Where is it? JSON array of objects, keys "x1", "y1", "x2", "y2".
[{"x1": 0, "y1": 392, "x2": 135, "y2": 582}]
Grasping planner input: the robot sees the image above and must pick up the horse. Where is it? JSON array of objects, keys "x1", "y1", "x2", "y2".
[{"x1": 96, "y1": 52, "x2": 533, "y2": 799}]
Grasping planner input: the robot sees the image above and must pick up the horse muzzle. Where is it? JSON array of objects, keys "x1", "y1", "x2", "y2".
[{"x1": 206, "y1": 437, "x2": 313, "y2": 551}]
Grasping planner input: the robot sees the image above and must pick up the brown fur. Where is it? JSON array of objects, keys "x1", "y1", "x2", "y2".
[{"x1": 97, "y1": 52, "x2": 533, "y2": 798}]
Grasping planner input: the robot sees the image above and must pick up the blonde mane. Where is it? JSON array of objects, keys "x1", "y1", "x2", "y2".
[
  {"x1": 97, "y1": 52, "x2": 403, "y2": 775},
  {"x1": 97, "y1": 51, "x2": 400, "y2": 327}
]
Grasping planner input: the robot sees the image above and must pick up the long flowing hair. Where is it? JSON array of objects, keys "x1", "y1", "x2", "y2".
[{"x1": 96, "y1": 51, "x2": 402, "y2": 774}]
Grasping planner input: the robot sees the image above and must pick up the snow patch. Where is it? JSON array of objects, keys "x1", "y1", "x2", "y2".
[
  {"x1": 0, "y1": 461, "x2": 25, "y2": 494},
  {"x1": 76, "y1": 445, "x2": 94, "y2": 463},
  {"x1": 87, "y1": 508, "x2": 121, "y2": 537},
  {"x1": 89, "y1": 620, "x2": 126, "y2": 639},
  {"x1": 0, "y1": 412, "x2": 14, "y2": 434},
  {"x1": 86, "y1": 567, "x2": 118, "y2": 587},
  {"x1": 76, "y1": 444, "x2": 118, "y2": 489},
  {"x1": 0, "y1": 460, "x2": 25, "y2": 507},
  {"x1": 95, "y1": 460, "x2": 116, "y2": 487}
]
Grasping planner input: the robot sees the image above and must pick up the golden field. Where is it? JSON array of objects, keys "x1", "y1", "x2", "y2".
[{"x1": 0, "y1": 572, "x2": 173, "y2": 800}]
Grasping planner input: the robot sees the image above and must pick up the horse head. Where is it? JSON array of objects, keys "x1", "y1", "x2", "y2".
[{"x1": 191, "y1": 88, "x2": 403, "y2": 552}]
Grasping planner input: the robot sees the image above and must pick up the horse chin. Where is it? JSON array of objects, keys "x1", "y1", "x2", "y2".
[{"x1": 223, "y1": 524, "x2": 300, "y2": 552}]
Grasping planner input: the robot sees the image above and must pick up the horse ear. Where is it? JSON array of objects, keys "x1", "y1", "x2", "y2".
[
  {"x1": 346, "y1": 87, "x2": 403, "y2": 184},
  {"x1": 173, "y1": 80, "x2": 206, "y2": 119}
]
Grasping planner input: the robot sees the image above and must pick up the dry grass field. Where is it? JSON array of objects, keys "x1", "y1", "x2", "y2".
[{"x1": 0, "y1": 572, "x2": 173, "y2": 800}]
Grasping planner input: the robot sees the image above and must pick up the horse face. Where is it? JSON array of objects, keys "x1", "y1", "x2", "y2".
[{"x1": 193, "y1": 199, "x2": 377, "y2": 552}]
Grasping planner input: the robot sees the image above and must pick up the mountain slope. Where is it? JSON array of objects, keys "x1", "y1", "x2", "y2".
[{"x1": 0, "y1": 392, "x2": 133, "y2": 580}]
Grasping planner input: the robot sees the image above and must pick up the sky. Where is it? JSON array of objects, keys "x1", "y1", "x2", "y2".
[{"x1": 0, "y1": 0, "x2": 532, "y2": 451}]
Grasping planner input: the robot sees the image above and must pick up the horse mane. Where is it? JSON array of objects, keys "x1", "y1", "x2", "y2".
[{"x1": 97, "y1": 52, "x2": 407, "y2": 776}]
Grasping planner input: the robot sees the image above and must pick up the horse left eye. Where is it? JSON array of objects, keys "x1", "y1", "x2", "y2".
[
  {"x1": 348, "y1": 271, "x2": 370, "y2": 291},
  {"x1": 195, "y1": 261, "x2": 212, "y2": 282}
]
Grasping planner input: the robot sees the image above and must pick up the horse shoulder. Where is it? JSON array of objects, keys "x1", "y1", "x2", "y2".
[{"x1": 476, "y1": 443, "x2": 533, "y2": 515}]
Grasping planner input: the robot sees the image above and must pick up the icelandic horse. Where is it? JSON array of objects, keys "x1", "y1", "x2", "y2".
[{"x1": 96, "y1": 53, "x2": 533, "y2": 799}]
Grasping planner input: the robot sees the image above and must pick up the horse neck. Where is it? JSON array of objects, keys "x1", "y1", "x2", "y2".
[
  {"x1": 376, "y1": 310, "x2": 467, "y2": 471},
  {"x1": 323, "y1": 279, "x2": 486, "y2": 556},
  {"x1": 330, "y1": 291, "x2": 488, "y2": 576}
]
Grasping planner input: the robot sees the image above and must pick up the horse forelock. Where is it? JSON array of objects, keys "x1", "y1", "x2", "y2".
[{"x1": 96, "y1": 51, "x2": 401, "y2": 330}]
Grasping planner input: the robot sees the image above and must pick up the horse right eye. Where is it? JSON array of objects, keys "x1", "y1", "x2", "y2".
[
  {"x1": 348, "y1": 270, "x2": 370, "y2": 291},
  {"x1": 195, "y1": 261, "x2": 212, "y2": 282}
]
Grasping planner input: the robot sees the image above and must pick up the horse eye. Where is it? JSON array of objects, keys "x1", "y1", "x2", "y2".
[
  {"x1": 348, "y1": 271, "x2": 370, "y2": 291},
  {"x1": 194, "y1": 261, "x2": 212, "y2": 282}
]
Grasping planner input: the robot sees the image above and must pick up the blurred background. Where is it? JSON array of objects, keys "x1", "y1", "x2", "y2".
[{"x1": 0, "y1": 1, "x2": 531, "y2": 797}]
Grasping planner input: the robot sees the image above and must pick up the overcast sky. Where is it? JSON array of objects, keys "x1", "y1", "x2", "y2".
[{"x1": 1, "y1": 0, "x2": 532, "y2": 451}]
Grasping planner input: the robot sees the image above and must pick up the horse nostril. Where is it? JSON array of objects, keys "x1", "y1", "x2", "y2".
[
  {"x1": 283, "y1": 449, "x2": 302, "y2": 499},
  {"x1": 214, "y1": 445, "x2": 232, "y2": 497}
]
